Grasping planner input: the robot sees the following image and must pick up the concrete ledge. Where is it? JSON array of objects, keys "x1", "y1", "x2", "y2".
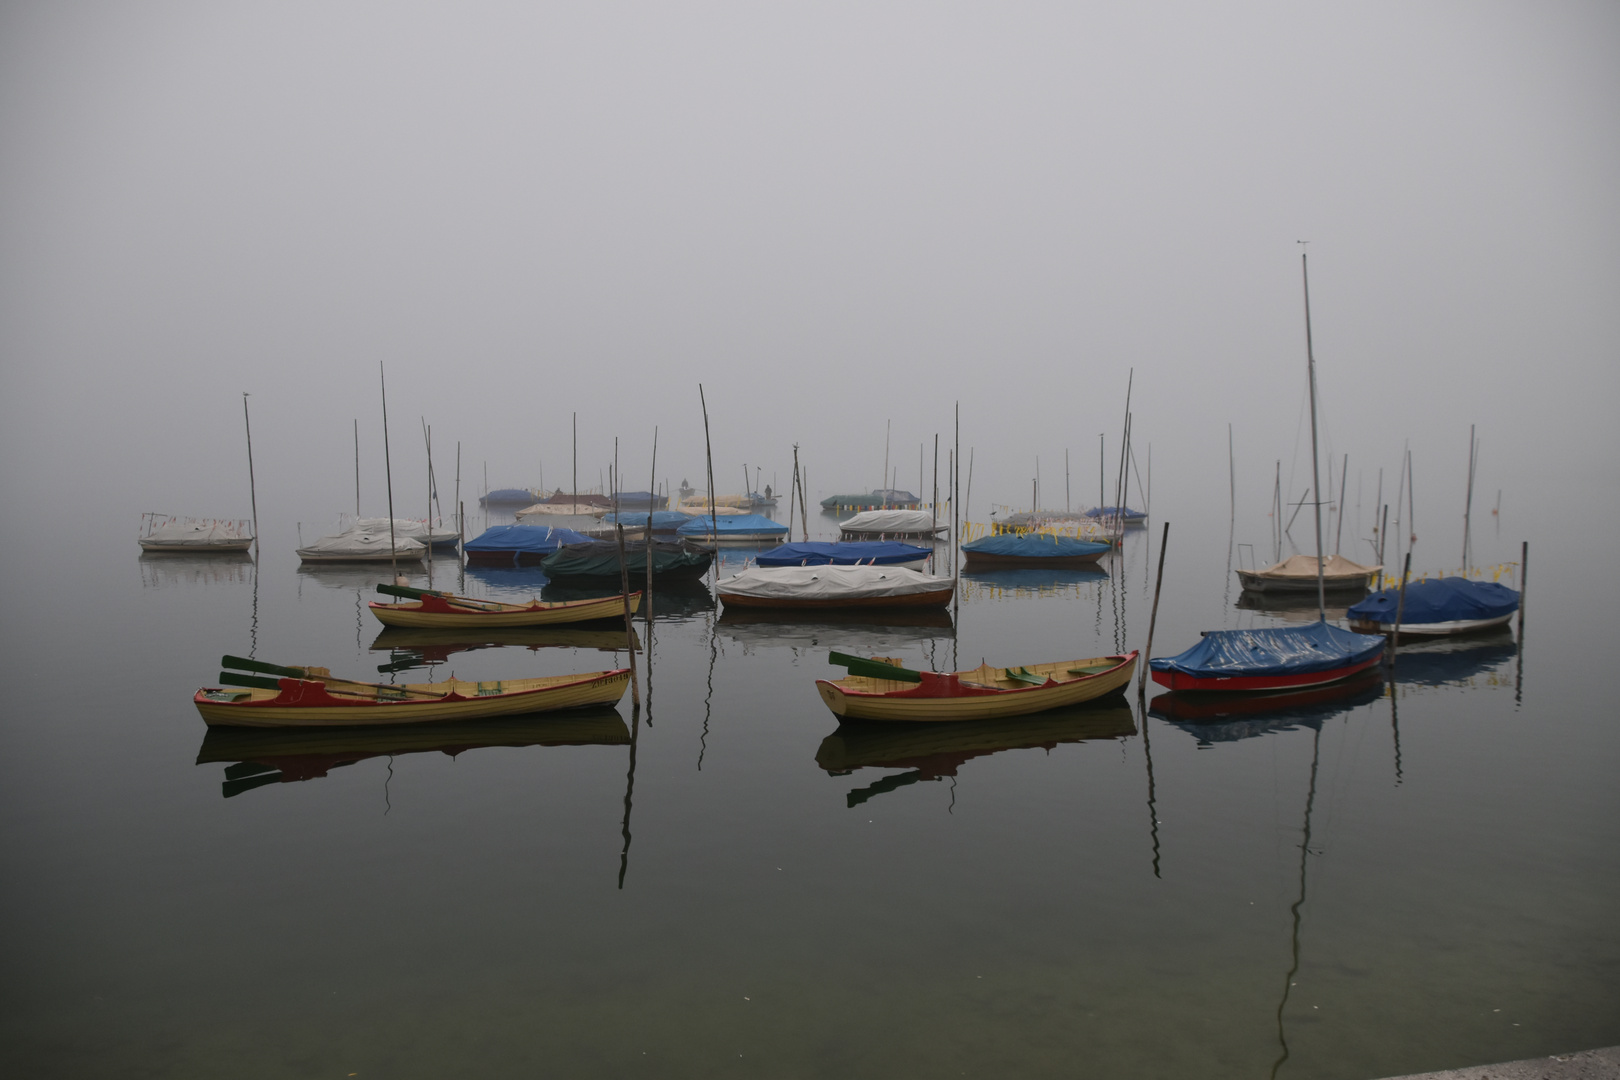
[{"x1": 1377, "y1": 1047, "x2": 1620, "y2": 1080}]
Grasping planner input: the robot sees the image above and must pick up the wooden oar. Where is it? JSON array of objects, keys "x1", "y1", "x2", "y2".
[
  {"x1": 221, "y1": 655, "x2": 447, "y2": 699},
  {"x1": 828, "y1": 651, "x2": 922, "y2": 683},
  {"x1": 375, "y1": 583, "x2": 514, "y2": 613}
]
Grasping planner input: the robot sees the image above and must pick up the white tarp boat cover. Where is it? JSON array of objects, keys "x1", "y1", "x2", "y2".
[
  {"x1": 298, "y1": 530, "x2": 426, "y2": 558},
  {"x1": 1253, "y1": 554, "x2": 1379, "y2": 579},
  {"x1": 349, "y1": 517, "x2": 457, "y2": 545},
  {"x1": 717, "y1": 564, "x2": 954, "y2": 601},
  {"x1": 839, "y1": 510, "x2": 945, "y2": 535},
  {"x1": 142, "y1": 519, "x2": 253, "y2": 546}
]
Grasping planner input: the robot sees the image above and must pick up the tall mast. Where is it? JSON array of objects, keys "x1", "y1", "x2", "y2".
[{"x1": 1301, "y1": 249, "x2": 1326, "y2": 620}]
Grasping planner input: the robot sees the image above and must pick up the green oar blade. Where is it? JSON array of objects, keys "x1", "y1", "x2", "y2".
[
  {"x1": 221, "y1": 655, "x2": 305, "y2": 679},
  {"x1": 218, "y1": 672, "x2": 284, "y2": 691},
  {"x1": 827, "y1": 651, "x2": 922, "y2": 683}
]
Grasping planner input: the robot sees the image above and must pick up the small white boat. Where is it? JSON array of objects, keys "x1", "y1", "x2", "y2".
[
  {"x1": 138, "y1": 514, "x2": 254, "y2": 553},
  {"x1": 297, "y1": 529, "x2": 426, "y2": 563},
  {"x1": 838, "y1": 510, "x2": 947, "y2": 540}
]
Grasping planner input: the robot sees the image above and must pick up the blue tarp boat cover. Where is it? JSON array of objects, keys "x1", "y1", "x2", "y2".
[
  {"x1": 961, "y1": 533, "x2": 1111, "y2": 559},
  {"x1": 754, "y1": 541, "x2": 929, "y2": 567},
  {"x1": 1347, "y1": 577, "x2": 1519, "y2": 625},
  {"x1": 600, "y1": 510, "x2": 690, "y2": 530},
  {"x1": 463, "y1": 524, "x2": 592, "y2": 556},
  {"x1": 1083, "y1": 506, "x2": 1146, "y2": 521},
  {"x1": 676, "y1": 513, "x2": 788, "y2": 537},
  {"x1": 480, "y1": 488, "x2": 536, "y2": 505},
  {"x1": 1149, "y1": 622, "x2": 1386, "y2": 679}
]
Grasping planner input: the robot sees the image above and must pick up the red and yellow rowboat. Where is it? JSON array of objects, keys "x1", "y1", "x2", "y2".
[
  {"x1": 195, "y1": 667, "x2": 630, "y2": 728},
  {"x1": 816, "y1": 652, "x2": 1137, "y2": 722},
  {"x1": 368, "y1": 587, "x2": 639, "y2": 629}
]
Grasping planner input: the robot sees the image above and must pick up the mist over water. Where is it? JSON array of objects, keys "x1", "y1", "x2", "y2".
[{"x1": 1, "y1": 3, "x2": 1617, "y2": 1077}]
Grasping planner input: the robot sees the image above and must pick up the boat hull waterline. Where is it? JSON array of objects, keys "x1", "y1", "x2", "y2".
[
  {"x1": 195, "y1": 671, "x2": 630, "y2": 728},
  {"x1": 816, "y1": 653, "x2": 1137, "y2": 722},
  {"x1": 369, "y1": 592, "x2": 640, "y2": 629}
]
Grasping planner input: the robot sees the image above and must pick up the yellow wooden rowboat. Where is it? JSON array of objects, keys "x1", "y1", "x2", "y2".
[
  {"x1": 368, "y1": 587, "x2": 639, "y2": 628},
  {"x1": 195, "y1": 666, "x2": 630, "y2": 728},
  {"x1": 815, "y1": 652, "x2": 1137, "y2": 722}
]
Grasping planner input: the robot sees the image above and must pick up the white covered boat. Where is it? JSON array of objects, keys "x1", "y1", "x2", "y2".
[
  {"x1": 716, "y1": 564, "x2": 955, "y2": 610},
  {"x1": 838, "y1": 509, "x2": 947, "y2": 539},
  {"x1": 347, "y1": 517, "x2": 459, "y2": 549},
  {"x1": 297, "y1": 529, "x2": 426, "y2": 563},
  {"x1": 138, "y1": 515, "x2": 254, "y2": 553},
  {"x1": 515, "y1": 502, "x2": 603, "y2": 532}
]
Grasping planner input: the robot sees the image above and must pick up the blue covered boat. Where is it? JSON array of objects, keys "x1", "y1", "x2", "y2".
[
  {"x1": 1148, "y1": 621, "x2": 1386, "y2": 693},
  {"x1": 1347, "y1": 576, "x2": 1519, "y2": 636},
  {"x1": 961, "y1": 532, "x2": 1110, "y2": 569},
  {"x1": 675, "y1": 513, "x2": 789, "y2": 543},
  {"x1": 478, "y1": 488, "x2": 537, "y2": 507},
  {"x1": 464, "y1": 525, "x2": 592, "y2": 565},
  {"x1": 598, "y1": 510, "x2": 691, "y2": 534},
  {"x1": 754, "y1": 541, "x2": 930, "y2": 570}
]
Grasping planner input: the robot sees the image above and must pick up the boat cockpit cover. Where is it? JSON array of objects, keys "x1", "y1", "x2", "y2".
[
  {"x1": 1253, "y1": 554, "x2": 1380, "y2": 579},
  {"x1": 350, "y1": 518, "x2": 456, "y2": 543},
  {"x1": 1149, "y1": 622, "x2": 1386, "y2": 678},
  {"x1": 717, "y1": 565, "x2": 954, "y2": 600},
  {"x1": 600, "y1": 511, "x2": 690, "y2": 530},
  {"x1": 481, "y1": 488, "x2": 535, "y2": 503},
  {"x1": 675, "y1": 514, "x2": 788, "y2": 537},
  {"x1": 144, "y1": 519, "x2": 252, "y2": 544},
  {"x1": 961, "y1": 533, "x2": 1111, "y2": 558},
  {"x1": 299, "y1": 531, "x2": 427, "y2": 556},
  {"x1": 539, "y1": 539, "x2": 712, "y2": 578},
  {"x1": 463, "y1": 525, "x2": 591, "y2": 555},
  {"x1": 1083, "y1": 506, "x2": 1146, "y2": 520},
  {"x1": 838, "y1": 510, "x2": 943, "y2": 534},
  {"x1": 755, "y1": 541, "x2": 929, "y2": 567},
  {"x1": 1347, "y1": 577, "x2": 1519, "y2": 624}
]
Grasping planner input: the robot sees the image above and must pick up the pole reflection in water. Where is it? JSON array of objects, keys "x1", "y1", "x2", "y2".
[
  {"x1": 1140, "y1": 698, "x2": 1162, "y2": 879},
  {"x1": 700, "y1": 608, "x2": 717, "y2": 770},
  {"x1": 1270, "y1": 724, "x2": 1323, "y2": 1080},
  {"x1": 618, "y1": 706, "x2": 640, "y2": 889}
]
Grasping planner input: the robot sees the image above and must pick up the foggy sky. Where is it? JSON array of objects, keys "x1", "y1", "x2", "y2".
[{"x1": 2, "y1": 1, "x2": 1616, "y2": 569}]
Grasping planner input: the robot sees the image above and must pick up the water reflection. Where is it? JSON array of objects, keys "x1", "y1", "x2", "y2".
[
  {"x1": 1233, "y1": 590, "x2": 1360, "y2": 622},
  {"x1": 1149, "y1": 670, "x2": 1385, "y2": 744},
  {"x1": 195, "y1": 708, "x2": 631, "y2": 798},
  {"x1": 815, "y1": 704, "x2": 1135, "y2": 807},
  {"x1": 138, "y1": 551, "x2": 256, "y2": 588},
  {"x1": 295, "y1": 563, "x2": 430, "y2": 592},
  {"x1": 369, "y1": 625, "x2": 640, "y2": 673},
  {"x1": 717, "y1": 607, "x2": 953, "y2": 655},
  {"x1": 960, "y1": 565, "x2": 1109, "y2": 601},
  {"x1": 1390, "y1": 629, "x2": 1517, "y2": 688}
]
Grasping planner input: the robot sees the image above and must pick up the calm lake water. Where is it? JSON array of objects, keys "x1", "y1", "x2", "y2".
[{"x1": 1, "y1": 507, "x2": 1615, "y2": 1079}]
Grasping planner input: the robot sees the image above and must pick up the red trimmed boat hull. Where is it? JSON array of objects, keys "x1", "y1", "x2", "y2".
[{"x1": 1149, "y1": 652, "x2": 1383, "y2": 693}]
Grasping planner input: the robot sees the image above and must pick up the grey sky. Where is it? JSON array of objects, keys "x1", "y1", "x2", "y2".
[{"x1": 2, "y1": 1, "x2": 1615, "y2": 561}]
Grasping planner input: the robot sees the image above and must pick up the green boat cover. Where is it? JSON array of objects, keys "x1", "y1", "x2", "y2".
[{"x1": 539, "y1": 540, "x2": 713, "y2": 583}]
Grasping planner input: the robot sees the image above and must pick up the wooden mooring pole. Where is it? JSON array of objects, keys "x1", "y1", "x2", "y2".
[{"x1": 1139, "y1": 521, "x2": 1169, "y2": 695}]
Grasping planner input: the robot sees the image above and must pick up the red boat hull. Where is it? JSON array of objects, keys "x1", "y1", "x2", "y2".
[{"x1": 1149, "y1": 652, "x2": 1383, "y2": 693}]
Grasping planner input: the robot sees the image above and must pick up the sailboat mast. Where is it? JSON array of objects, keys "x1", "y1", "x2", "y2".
[{"x1": 1301, "y1": 250, "x2": 1327, "y2": 620}]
